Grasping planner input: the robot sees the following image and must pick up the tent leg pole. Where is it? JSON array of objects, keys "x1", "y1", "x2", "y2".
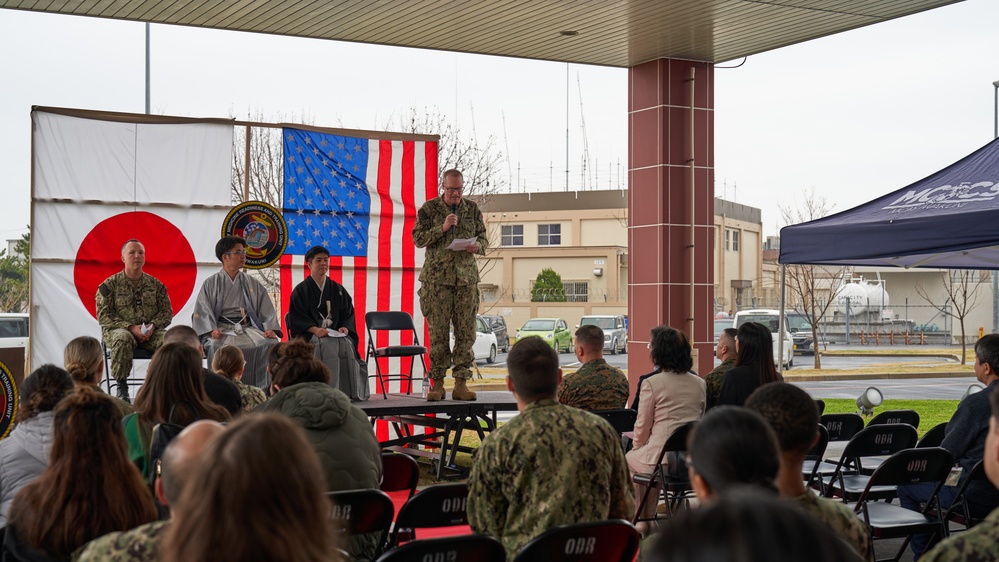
[{"x1": 778, "y1": 265, "x2": 786, "y2": 369}]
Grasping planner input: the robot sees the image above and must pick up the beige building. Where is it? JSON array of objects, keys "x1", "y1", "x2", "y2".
[{"x1": 476, "y1": 190, "x2": 764, "y2": 336}]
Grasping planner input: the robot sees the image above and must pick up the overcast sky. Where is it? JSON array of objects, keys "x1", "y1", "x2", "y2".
[{"x1": 1, "y1": 0, "x2": 997, "y2": 244}]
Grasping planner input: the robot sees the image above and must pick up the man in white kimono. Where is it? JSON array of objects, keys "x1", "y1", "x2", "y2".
[
  {"x1": 192, "y1": 236, "x2": 282, "y2": 391},
  {"x1": 287, "y1": 245, "x2": 369, "y2": 401}
]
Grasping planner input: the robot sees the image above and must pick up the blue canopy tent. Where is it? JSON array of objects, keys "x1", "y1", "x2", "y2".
[{"x1": 775, "y1": 137, "x2": 999, "y2": 359}]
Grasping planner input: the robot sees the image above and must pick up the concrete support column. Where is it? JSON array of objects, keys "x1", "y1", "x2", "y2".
[{"x1": 627, "y1": 58, "x2": 715, "y2": 392}]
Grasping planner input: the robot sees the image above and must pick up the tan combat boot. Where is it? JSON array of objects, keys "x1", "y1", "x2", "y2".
[
  {"x1": 451, "y1": 378, "x2": 477, "y2": 401},
  {"x1": 426, "y1": 378, "x2": 446, "y2": 402}
]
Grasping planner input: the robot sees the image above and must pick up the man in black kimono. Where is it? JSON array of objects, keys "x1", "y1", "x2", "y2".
[{"x1": 287, "y1": 245, "x2": 369, "y2": 401}]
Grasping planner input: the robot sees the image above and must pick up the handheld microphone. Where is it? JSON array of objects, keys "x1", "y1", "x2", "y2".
[{"x1": 450, "y1": 204, "x2": 457, "y2": 234}]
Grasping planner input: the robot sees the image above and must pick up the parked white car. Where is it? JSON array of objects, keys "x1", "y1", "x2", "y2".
[
  {"x1": 450, "y1": 315, "x2": 498, "y2": 364},
  {"x1": 732, "y1": 309, "x2": 794, "y2": 370}
]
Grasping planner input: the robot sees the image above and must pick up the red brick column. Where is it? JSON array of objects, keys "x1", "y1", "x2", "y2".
[{"x1": 627, "y1": 58, "x2": 715, "y2": 394}]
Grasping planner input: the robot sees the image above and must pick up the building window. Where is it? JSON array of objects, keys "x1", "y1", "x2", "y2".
[
  {"x1": 725, "y1": 229, "x2": 739, "y2": 252},
  {"x1": 724, "y1": 229, "x2": 730, "y2": 251},
  {"x1": 501, "y1": 225, "x2": 523, "y2": 246},
  {"x1": 538, "y1": 224, "x2": 561, "y2": 246},
  {"x1": 563, "y1": 280, "x2": 589, "y2": 302},
  {"x1": 732, "y1": 230, "x2": 740, "y2": 251}
]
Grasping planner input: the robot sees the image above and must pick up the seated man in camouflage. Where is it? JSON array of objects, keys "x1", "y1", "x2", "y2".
[
  {"x1": 467, "y1": 336, "x2": 634, "y2": 560},
  {"x1": 76, "y1": 421, "x2": 224, "y2": 562},
  {"x1": 96, "y1": 239, "x2": 172, "y2": 403},
  {"x1": 556, "y1": 325, "x2": 628, "y2": 411},
  {"x1": 704, "y1": 328, "x2": 738, "y2": 410},
  {"x1": 922, "y1": 387, "x2": 999, "y2": 562},
  {"x1": 745, "y1": 382, "x2": 873, "y2": 562}
]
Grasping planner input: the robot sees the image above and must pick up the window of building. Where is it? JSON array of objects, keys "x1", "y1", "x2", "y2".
[
  {"x1": 724, "y1": 229, "x2": 730, "y2": 251},
  {"x1": 732, "y1": 230, "x2": 740, "y2": 251},
  {"x1": 563, "y1": 280, "x2": 589, "y2": 302},
  {"x1": 501, "y1": 225, "x2": 524, "y2": 246},
  {"x1": 538, "y1": 224, "x2": 561, "y2": 246},
  {"x1": 725, "y1": 228, "x2": 739, "y2": 252}
]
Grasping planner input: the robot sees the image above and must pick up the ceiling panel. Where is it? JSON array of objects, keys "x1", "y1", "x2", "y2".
[{"x1": 0, "y1": 0, "x2": 963, "y2": 67}]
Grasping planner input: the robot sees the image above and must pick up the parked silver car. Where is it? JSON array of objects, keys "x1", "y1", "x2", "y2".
[{"x1": 577, "y1": 315, "x2": 628, "y2": 355}]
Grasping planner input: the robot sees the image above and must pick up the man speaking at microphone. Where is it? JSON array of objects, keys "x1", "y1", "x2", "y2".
[{"x1": 413, "y1": 169, "x2": 488, "y2": 401}]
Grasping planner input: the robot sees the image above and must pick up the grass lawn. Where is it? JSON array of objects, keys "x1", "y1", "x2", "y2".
[{"x1": 820, "y1": 398, "x2": 958, "y2": 436}]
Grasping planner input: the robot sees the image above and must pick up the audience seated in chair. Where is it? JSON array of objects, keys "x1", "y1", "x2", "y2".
[
  {"x1": 76, "y1": 421, "x2": 225, "y2": 562},
  {"x1": 898, "y1": 333, "x2": 999, "y2": 560},
  {"x1": 555, "y1": 325, "x2": 628, "y2": 411},
  {"x1": 716, "y1": 322, "x2": 784, "y2": 407},
  {"x1": 644, "y1": 489, "x2": 863, "y2": 562},
  {"x1": 162, "y1": 414, "x2": 342, "y2": 562},
  {"x1": 162, "y1": 326, "x2": 242, "y2": 417},
  {"x1": 210, "y1": 345, "x2": 266, "y2": 413},
  {"x1": 626, "y1": 325, "x2": 704, "y2": 533},
  {"x1": 122, "y1": 343, "x2": 231, "y2": 479},
  {"x1": 745, "y1": 382, "x2": 873, "y2": 561},
  {"x1": 258, "y1": 340, "x2": 382, "y2": 561},
  {"x1": 921, "y1": 385, "x2": 999, "y2": 562},
  {"x1": 467, "y1": 336, "x2": 634, "y2": 561},
  {"x1": 0, "y1": 366, "x2": 74, "y2": 528},
  {"x1": 5, "y1": 387, "x2": 158, "y2": 561},
  {"x1": 64, "y1": 336, "x2": 133, "y2": 416},
  {"x1": 703, "y1": 328, "x2": 738, "y2": 410}
]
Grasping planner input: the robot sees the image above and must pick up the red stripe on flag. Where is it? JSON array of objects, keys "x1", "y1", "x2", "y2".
[
  {"x1": 399, "y1": 141, "x2": 416, "y2": 393},
  {"x1": 375, "y1": 139, "x2": 395, "y2": 400},
  {"x1": 279, "y1": 255, "x2": 294, "y2": 337},
  {"x1": 423, "y1": 142, "x2": 438, "y2": 364}
]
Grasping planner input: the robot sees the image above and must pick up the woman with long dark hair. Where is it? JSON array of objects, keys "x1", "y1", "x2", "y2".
[
  {"x1": 5, "y1": 387, "x2": 158, "y2": 560},
  {"x1": 625, "y1": 325, "x2": 705, "y2": 534},
  {"x1": 0, "y1": 365, "x2": 74, "y2": 527},
  {"x1": 716, "y1": 322, "x2": 783, "y2": 407},
  {"x1": 122, "y1": 342, "x2": 231, "y2": 477},
  {"x1": 163, "y1": 413, "x2": 341, "y2": 562}
]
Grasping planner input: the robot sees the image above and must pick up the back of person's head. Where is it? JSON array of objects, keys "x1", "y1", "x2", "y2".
[
  {"x1": 507, "y1": 336, "x2": 560, "y2": 401},
  {"x1": 9, "y1": 387, "x2": 157, "y2": 558},
  {"x1": 687, "y1": 406, "x2": 780, "y2": 499},
  {"x1": 63, "y1": 336, "x2": 104, "y2": 385},
  {"x1": 649, "y1": 325, "x2": 694, "y2": 374},
  {"x1": 159, "y1": 420, "x2": 226, "y2": 508},
  {"x1": 735, "y1": 322, "x2": 779, "y2": 385},
  {"x1": 719, "y1": 328, "x2": 737, "y2": 356},
  {"x1": 135, "y1": 342, "x2": 230, "y2": 426},
  {"x1": 164, "y1": 413, "x2": 337, "y2": 562},
  {"x1": 215, "y1": 236, "x2": 246, "y2": 262},
  {"x1": 163, "y1": 325, "x2": 202, "y2": 349},
  {"x1": 268, "y1": 340, "x2": 330, "y2": 389},
  {"x1": 211, "y1": 345, "x2": 244, "y2": 381},
  {"x1": 744, "y1": 382, "x2": 818, "y2": 455},
  {"x1": 17, "y1": 364, "x2": 74, "y2": 422},
  {"x1": 645, "y1": 488, "x2": 863, "y2": 562},
  {"x1": 574, "y1": 325, "x2": 604, "y2": 354},
  {"x1": 976, "y1": 334, "x2": 999, "y2": 375}
]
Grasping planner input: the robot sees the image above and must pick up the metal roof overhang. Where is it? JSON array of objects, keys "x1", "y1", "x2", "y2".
[{"x1": 0, "y1": 1, "x2": 964, "y2": 67}]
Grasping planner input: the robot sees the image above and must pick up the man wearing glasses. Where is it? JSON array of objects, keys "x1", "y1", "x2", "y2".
[
  {"x1": 413, "y1": 169, "x2": 488, "y2": 401},
  {"x1": 96, "y1": 239, "x2": 173, "y2": 403},
  {"x1": 192, "y1": 235, "x2": 282, "y2": 391}
]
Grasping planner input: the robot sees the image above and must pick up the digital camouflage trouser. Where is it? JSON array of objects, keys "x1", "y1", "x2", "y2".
[{"x1": 423, "y1": 283, "x2": 478, "y2": 381}]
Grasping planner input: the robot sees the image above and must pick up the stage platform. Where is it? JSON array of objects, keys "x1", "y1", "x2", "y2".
[{"x1": 359, "y1": 391, "x2": 518, "y2": 479}]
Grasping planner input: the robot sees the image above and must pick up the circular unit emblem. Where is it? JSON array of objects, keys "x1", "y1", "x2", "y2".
[
  {"x1": 222, "y1": 201, "x2": 288, "y2": 269},
  {"x1": 0, "y1": 361, "x2": 18, "y2": 440}
]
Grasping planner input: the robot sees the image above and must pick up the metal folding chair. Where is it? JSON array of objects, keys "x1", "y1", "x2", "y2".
[{"x1": 364, "y1": 311, "x2": 428, "y2": 399}]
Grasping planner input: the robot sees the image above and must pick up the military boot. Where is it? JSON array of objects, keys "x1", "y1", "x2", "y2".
[
  {"x1": 451, "y1": 378, "x2": 477, "y2": 401},
  {"x1": 426, "y1": 378, "x2": 446, "y2": 402},
  {"x1": 116, "y1": 382, "x2": 131, "y2": 404}
]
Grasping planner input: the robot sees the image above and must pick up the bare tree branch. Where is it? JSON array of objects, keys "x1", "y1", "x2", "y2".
[{"x1": 915, "y1": 270, "x2": 985, "y2": 364}]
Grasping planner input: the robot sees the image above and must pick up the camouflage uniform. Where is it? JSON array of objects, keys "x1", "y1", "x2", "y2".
[
  {"x1": 556, "y1": 358, "x2": 629, "y2": 411},
  {"x1": 96, "y1": 272, "x2": 172, "y2": 383},
  {"x1": 412, "y1": 196, "x2": 487, "y2": 381},
  {"x1": 235, "y1": 379, "x2": 267, "y2": 413},
  {"x1": 467, "y1": 398, "x2": 635, "y2": 561},
  {"x1": 74, "y1": 520, "x2": 169, "y2": 562},
  {"x1": 790, "y1": 490, "x2": 873, "y2": 562},
  {"x1": 921, "y1": 508, "x2": 999, "y2": 562},
  {"x1": 704, "y1": 357, "x2": 736, "y2": 410}
]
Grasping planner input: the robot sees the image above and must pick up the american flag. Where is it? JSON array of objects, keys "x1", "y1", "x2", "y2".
[{"x1": 279, "y1": 127, "x2": 437, "y2": 430}]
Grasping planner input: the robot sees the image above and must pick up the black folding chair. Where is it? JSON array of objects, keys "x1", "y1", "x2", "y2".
[
  {"x1": 916, "y1": 422, "x2": 948, "y2": 449},
  {"x1": 808, "y1": 413, "x2": 866, "y2": 494},
  {"x1": 941, "y1": 460, "x2": 990, "y2": 531},
  {"x1": 380, "y1": 452, "x2": 420, "y2": 501},
  {"x1": 512, "y1": 519, "x2": 640, "y2": 562},
  {"x1": 591, "y1": 409, "x2": 638, "y2": 433},
  {"x1": 387, "y1": 483, "x2": 469, "y2": 549},
  {"x1": 849, "y1": 447, "x2": 953, "y2": 562},
  {"x1": 868, "y1": 409, "x2": 920, "y2": 430},
  {"x1": 801, "y1": 424, "x2": 829, "y2": 488},
  {"x1": 365, "y1": 311, "x2": 428, "y2": 399},
  {"x1": 327, "y1": 488, "x2": 395, "y2": 560},
  {"x1": 375, "y1": 535, "x2": 505, "y2": 562},
  {"x1": 632, "y1": 421, "x2": 696, "y2": 523},
  {"x1": 822, "y1": 423, "x2": 918, "y2": 502},
  {"x1": 815, "y1": 399, "x2": 826, "y2": 415}
]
